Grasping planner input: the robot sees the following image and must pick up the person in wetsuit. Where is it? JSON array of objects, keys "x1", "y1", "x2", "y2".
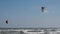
[
  {"x1": 6, "y1": 20, "x2": 8, "y2": 24},
  {"x1": 41, "y1": 6, "x2": 45, "y2": 12}
]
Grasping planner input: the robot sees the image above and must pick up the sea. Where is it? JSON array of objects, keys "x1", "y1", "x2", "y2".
[{"x1": 0, "y1": 28, "x2": 60, "y2": 34}]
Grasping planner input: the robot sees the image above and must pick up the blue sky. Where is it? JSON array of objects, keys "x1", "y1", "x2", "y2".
[{"x1": 0, "y1": 0, "x2": 60, "y2": 28}]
